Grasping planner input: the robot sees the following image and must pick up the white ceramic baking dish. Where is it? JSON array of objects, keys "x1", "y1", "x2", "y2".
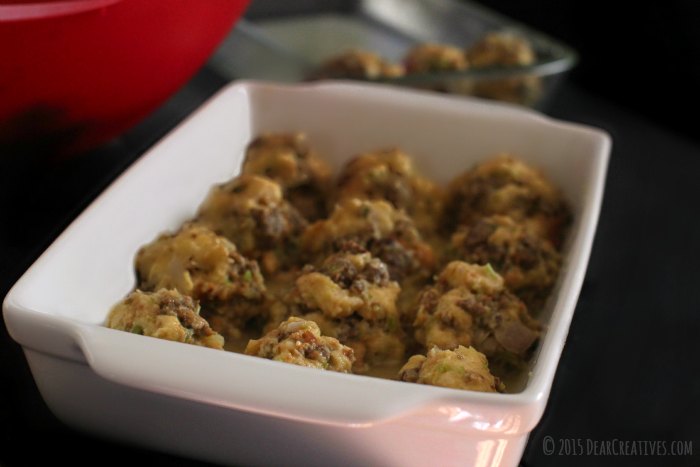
[{"x1": 3, "y1": 81, "x2": 610, "y2": 467}]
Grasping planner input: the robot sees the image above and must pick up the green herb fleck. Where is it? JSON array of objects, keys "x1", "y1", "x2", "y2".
[
  {"x1": 369, "y1": 170, "x2": 383, "y2": 181},
  {"x1": 130, "y1": 324, "x2": 144, "y2": 335},
  {"x1": 484, "y1": 263, "x2": 499, "y2": 278},
  {"x1": 243, "y1": 270, "x2": 253, "y2": 282},
  {"x1": 436, "y1": 363, "x2": 452, "y2": 373}
]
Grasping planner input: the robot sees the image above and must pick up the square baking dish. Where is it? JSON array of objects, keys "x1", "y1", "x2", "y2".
[
  {"x1": 211, "y1": 0, "x2": 577, "y2": 109},
  {"x1": 3, "y1": 81, "x2": 609, "y2": 467}
]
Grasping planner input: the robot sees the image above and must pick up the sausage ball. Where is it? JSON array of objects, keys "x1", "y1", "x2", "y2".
[
  {"x1": 245, "y1": 317, "x2": 355, "y2": 373},
  {"x1": 135, "y1": 223, "x2": 266, "y2": 339},
  {"x1": 443, "y1": 155, "x2": 570, "y2": 247},
  {"x1": 242, "y1": 133, "x2": 332, "y2": 221},
  {"x1": 399, "y1": 345, "x2": 504, "y2": 392},
  {"x1": 335, "y1": 147, "x2": 444, "y2": 234},
  {"x1": 465, "y1": 32, "x2": 540, "y2": 105},
  {"x1": 302, "y1": 311, "x2": 405, "y2": 375},
  {"x1": 403, "y1": 43, "x2": 468, "y2": 73},
  {"x1": 467, "y1": 32, "x2": 535, "y2": 67},
  {"x1": 449, "y1": 215, "x2": 561, "y2": 311},
  {"x1": 413, "y1": 261, "x2": 541, "y2": 369},
  {"x1": 107, "y1": 289, "x2": 224, "y2": 350},
  {"x1": 196, "y1": 174, "x2": 308, "y2": 274},
  {"x1": 301, "y1": 198, "x2": 435, "y2": 282},
  {"x1": 268, "y1": 251, "x2": 405, "y2": 373},
  {"x1": 310, "y1": 49, "x2": 404, "y2": 80}
]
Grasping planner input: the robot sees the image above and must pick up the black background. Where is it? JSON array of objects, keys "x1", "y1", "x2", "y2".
[{"x1": 2, "y1": 1, "x2": 700, "y2": 466}]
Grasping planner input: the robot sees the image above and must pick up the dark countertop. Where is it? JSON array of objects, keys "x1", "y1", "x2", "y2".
[{"x1": 1, "y1": 67, "x2": 699, "y2": 466}]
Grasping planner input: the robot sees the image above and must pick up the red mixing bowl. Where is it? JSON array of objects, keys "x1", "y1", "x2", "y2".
[{"x1": 0, "y1": 0, "x2": 249, "y2": 156}]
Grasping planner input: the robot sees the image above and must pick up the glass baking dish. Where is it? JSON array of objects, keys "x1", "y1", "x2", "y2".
[{"x1": 210, "y1": 0, "x2": 577, "y2": 108}]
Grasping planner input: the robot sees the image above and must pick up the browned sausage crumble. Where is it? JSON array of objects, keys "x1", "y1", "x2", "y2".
[
  {"x1": 242, "y1": 133, "x2": 333, "y2": 221},
  {"x1": 246, "y1": 317, "x2": 355, "y2": 372},
  {"x1": 302, "y1": 198, "x2": 435, "y2": 282},
  {"x1": 107, "y1": 289, "x2": 224, "y2": 350},
  {"x1": 413, "y1": 261, "x2": 541, "y2": 372},
  {"x1": 134, "y1": 223, "x2": 266, "y2": 339},
  {"x1": 267, "y1": 251, "x2": 404, "y2": 373},
  {"x1": 449, "y1": 215, "x2": 561, "y2": 311},
  {"x1": 443, "y1": 154, "x2": 570, "y2": 247},
  {"x1": 197, "y1": 174, "x2": 308, "y2": 274},
  {"x1": 335, "y1": 147, "x2": 444, "y2": 235}
]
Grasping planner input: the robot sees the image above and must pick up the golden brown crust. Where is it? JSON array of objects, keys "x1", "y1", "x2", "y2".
[
  {"x1": 269, "y1": 251, "x2": 405, "y2": 373},
  {"x1": 404, "y1": 43, "x2": 468, "y2": 73},
  {"x1": 310, "y1": 49, "x2": 405, "y2": 80},
  {"x1": 413, "y1": 261, "x2": 541, "y2": 369},
  {"x1": 196, "y1": 174, "x2": 308, "y2": 274},
  {"x1": 465, "y1": 32, "x2": 540, "y2": 105},
  {"x1": 449, "y1": 215, "x2": 561, "y2": 311},
  {"x1": 272, "y1": 251, "x2": 399, "y2": 321},
  {"x1": 302, "y1": 198, "x2": 436, "y2": 282},
  {"x1": 245, "y1": 317, "x2": 355, "y2": 372},
  {"x1": 242, "y1": 133, "x2": 332, "y2": 221},
  {"x1": 443, "y1": 155, "x2": 570, "y2": 246},
  {"x1": 134, "y1": 223, "x2": 266, "y2": 339},
  {"x1": 106, "y1": 289, "x2": 224, "y2": 349},
  {"x1": 466, "y1": 32, "x2": 535, "y2": 68},
  {"x1": 335, "y1": 147, "x2": 444, "y2": 234},
  {"x1": 399, "y1": 345, "x2": 503, "y2": 392},
  {"x1": 303, "y1": 312, "x2": 405, "y2": 374}
]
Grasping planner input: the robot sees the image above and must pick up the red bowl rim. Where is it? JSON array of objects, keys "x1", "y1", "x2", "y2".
[{"x1": 0, "y1": 0, "x2": 121, "y2": 22}]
